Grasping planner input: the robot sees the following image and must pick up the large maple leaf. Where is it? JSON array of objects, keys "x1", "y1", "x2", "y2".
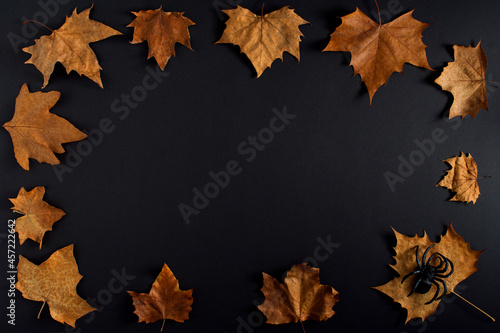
[
  {"x1": 323, "y1": 7, "x2": 432, "y2": 103},
  {"x1": 16, "y1": 245, "x2": 96, "y2": 327},
  {"x1": 436, "y1": 152, "x2": 481, "y2": 204},
  {"x1": 373, "y1": 224, "x2": 482, "y2": 323},
  {"x1": 258, "y1": 263, "x2": 339, "y2": 326},
  {"x1": 10, "y1": 186, "x2": 65, "y2": 248},
  {"x1": 3, "y1": 83, "x2": 87, "y2": 170},
  {"x1": 128, "y1": 263, "x2": 193, "y2": 331},
  {"x1": 23, "y1": 6, "x2": 122, "y2": 88},
  {"x1": 128, "y1": 6, "x2": 195, "y2": 70},
  {"x1": 435, "y1": 42, "x2": 488, "y2": 119},
  {"x1": 216, "y1": 5, "x2": 309, "y2": 78}
]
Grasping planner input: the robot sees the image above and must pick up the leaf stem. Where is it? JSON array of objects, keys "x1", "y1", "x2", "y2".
[
  {"x1": 261, "y1": 2, "x2": 265, "y2": 17},
  {"x1": 452, "y1": 291, "x2": 495, "y2": 322},
  {"x1": 477, "y1": 176, "x2": 491, "y2": 180},
  {"x1": 485, "y1": 80, "x2": 498, "y2": 85},
  {"x1": 23, "y1": 20, "x2": 54, "y2": 33},
  {"x1": 38, "y1": 285, "x2": 54, "y2": 319},
  {"x1": 161, "y1": 318, "x2": 165, "y2": 331},
  {"x1": 374, "y1": 0, "x2": 382, "y2": 25},
  {"x1": 37, "y1": 301, "x2": 47, "y2": 319},
  {"x1": 299, "y1": 320, "x2": 306, "y2": 333}
]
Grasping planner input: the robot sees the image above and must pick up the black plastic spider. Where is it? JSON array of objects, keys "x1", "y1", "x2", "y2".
[{"x1": 401, "y1": 244, "x2": 454, "y2": 304}]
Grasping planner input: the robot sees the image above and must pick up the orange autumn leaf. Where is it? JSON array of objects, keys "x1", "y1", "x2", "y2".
[
  {"x1": 23, "y1": 6, "x2": 122, "y2": 88},
  {"x1": 128, "y1": 6, "x2": 195, "y2": 70},
  {"x1": 9, "y1": 186, "x2": 65, "y2": 248},
  {"x1": 436, "y1": 152, "x2": 480, "y2": 204},
  {"x1": 16, "y1": 245, "x2": 96, "y2": 327},
  {"x1": 216, "y1": 5, "x2": 309, "y2": 78},
  {"x1": 323, "y1": 7, "x2": 432, "y2": 103},
  {"x1": 258, "y1": 263, "x2": 339, "y2": 325},
  {"x1": 373, "y1": 223, "x2": 482, "y2": 323},
  {"x1": 128, "y1": 263, "x2": 193, "y2": 331},
  {"x1": 3, "y1": 83, "x2": 87, "y2": 170},
  {"x1": 435, "y1": 42, "x2": 488, "y2": 119}
]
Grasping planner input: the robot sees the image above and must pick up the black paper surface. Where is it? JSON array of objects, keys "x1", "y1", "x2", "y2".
[{"x1": 1, "y1": 1, "x2": 499, "y2": 333}]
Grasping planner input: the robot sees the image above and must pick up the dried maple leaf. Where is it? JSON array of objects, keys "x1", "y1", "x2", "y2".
[
  {"x1": 23, "y1": 6, "x2": 122, "y2": 88},
  {"x1": 216, "y1": 5, "x2": 309, "y2": 78},
  {"x1": 373, "y1": 223, "x2": 482, "y2": 323},
  {"x1": 435, "y1": 42, "x2": 488, "y2": 119},
  {"x1": 128, "y1": 263, "x2": 193, "y2": 331},
  {"x1": 436, "y1": 152, "x2": 480, "y2": 204},
  {"x1": 9, "y1": 186, "x2": 65, "y2": 248},
  {"x1": 128, "y1": 6, "x2": 195, "y2": 70},
  {"x1": 16, "y1": 245, "x2": 96, "y2": 326},
  {"x1": 323, "y1": 6, "x2": 432, "y2": 103},
  {"x1": 258, "y1": 263, "x2": 339, "y2": 326},
  {"x1": 3, "y1": 83, "x2": 87, "y2": 170}
]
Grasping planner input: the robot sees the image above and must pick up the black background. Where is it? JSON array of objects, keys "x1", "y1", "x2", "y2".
[{"x1": 1, "y1": 1, "x2": 499, "y2": 333}]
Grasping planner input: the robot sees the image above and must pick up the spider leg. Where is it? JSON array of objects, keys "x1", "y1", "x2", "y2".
[
  {"x1": 436, "y1": 256, "x2": 454, "y2": 278},
  {"x1": 401, "y1": 270, "x2": 422, "y2": 284},
  {"x1": 415, "y1": 246, "x2": 422, "y2": 269},
  {"x1": 435, "y1": 256, "x2": 444, "y2": 270},
  {"x1": 426, "y1": 253, "x2": 436, "y2": 266},
  {"x1": 422, "y1": 244, "x2": 435, "y2": 266},
  {"x1": 408, "y1": 278, "x2": 422, "y2": 297},
  {"x1": 434, "y1": 278, "x2": 448, "y2": 300},
  {"x1": 425, "y1": 280, "x2": 441, "y2": 304},
  {"x1": 435, "y1": 253, "x2": 448, "y2": 273}
]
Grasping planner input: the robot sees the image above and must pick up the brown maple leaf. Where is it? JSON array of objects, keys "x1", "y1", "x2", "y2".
[
  {"x1": 128, "y1": 6, "x2": 195, "y2": 70},
  {"x1": 216, "y1": 5, "x2": 309, "y2": 78},
  {"x1": 435, "y1": 42, "x2": 489, "y2": 119},
  {"x1": 3, "y1": 83, "x2": 87, "y2": 170},
  {"x1": 10, "y1": 186, "x2": 65, "y2": 248},
  {"x1": 323, "y1": 6, "x2": 432, "y2": 103},
  {"x1": 23, "y1": 5, "x2": 122, "y2": 88},
  {"x1": 128, "y1": 263, "x2": 193, "y2": 331},
  {"x1": 436, "y1": 152, "x2": 481, "y2": 204},
  {"x1": 373, "y1": 223, "x2": 482, "y2": 323},
  {"x1": 16, "y1": 245, "x2": 96, "y2": 327},
  {"x1": 258, "y1": 263, "x2": 339, "y2": 326}
]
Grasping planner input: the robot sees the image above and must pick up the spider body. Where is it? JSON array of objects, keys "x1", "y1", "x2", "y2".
[
  {"x1": 401, "y1": 244, "x2": 454, "y2": 304},
  {"x1": 414, "y1": 265, "x2": 435, "y2": 294}
]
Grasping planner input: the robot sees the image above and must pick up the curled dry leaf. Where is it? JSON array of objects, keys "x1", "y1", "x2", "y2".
[
  {"x1": 216, "y1": 5, "x2": 309, "y2": 78},
  {"x1": 128, "y1": 263, "x2": 193, "y2": 331},
  {"x1": 258, "y1": 263, "x2": 339, "y2": 325},
  {"x1": 323, "y1": 7, "x2": 432, "y2": 103},
  {"x1": 436, "y1": 152, "x2": 480, "y2": 204},
  {"x1": 9, "y1": 186, "x2": 65, "y2": 248},
  {"x1": 435, "y1": 43, "x2": 488, "y2": 119},
  {"x1": 16, "y1": 245, "x2": 96, "y2": 327},
  {"x1": 23, "y1": 6, "x2": 122, "y2": 88},
  {"x1": 128, "y1": 6, "x2": 195, "y2": 70},
  {"x1": 373, "y1": 223, "x2": 482, "y2": 323},
  {"x1": 3, "y1": 84, "x2": 87, "y2": 170}
]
